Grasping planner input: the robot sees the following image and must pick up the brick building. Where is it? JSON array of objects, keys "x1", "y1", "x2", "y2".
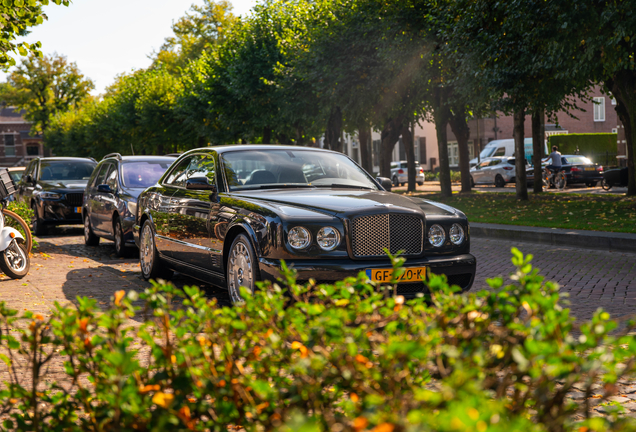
[{"x1": 0, "y1": 106, "x2": 45, "y2": 167}]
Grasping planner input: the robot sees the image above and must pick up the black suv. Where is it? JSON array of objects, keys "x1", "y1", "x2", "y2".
[
  {"x1": 82, "y1": 153, "x2": 176, "y2": 256},
  {"x1": 18, "y1": 157, "x2": 97, "y2": 235}
]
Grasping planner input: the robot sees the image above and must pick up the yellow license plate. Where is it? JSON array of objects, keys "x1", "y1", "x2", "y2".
[
  {"x1": 585, "y1": 167, "x2": 596, "y2": 171},
  {"x1": 366, "y1": 267, "x2": 427, "y2": 283},
  {"x1": 74, "y1": 207, "x2": 82, "y2": 213}
]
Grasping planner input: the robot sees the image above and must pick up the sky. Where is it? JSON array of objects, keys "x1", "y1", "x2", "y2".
[{"x1": 1, "y1": 0, "x2": 257, "y2": 94}]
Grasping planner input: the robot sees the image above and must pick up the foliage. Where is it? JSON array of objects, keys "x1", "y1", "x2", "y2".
[
  {"x1": 0, "y1": 250, "x2": 634, "y2": 431},
  {"x1": 0, "y1": 0, "x2": 69, "y2": 67},
  {"x1": 413, "y1": 192, "x2": 636, "y2": 233},
  {"x1": 1, "y1": 53, "x2": 94, "y2": 133},
  {"x1": 549, "y1": 134, "x2": 618, "y2": 158},
  {"x1": 5, "y1": 200, "x2": 36, "y2": 248}
]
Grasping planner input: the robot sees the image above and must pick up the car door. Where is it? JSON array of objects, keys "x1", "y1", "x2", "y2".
[
  {"x1": 90, "y1": 163, "x2": 114, "y2": 234},
  {"x1": 166, "y1": 153, "x2": 221, "y2": 270},
  {"x1": 97, "y1": 163, "x2": 120, "y2": 236},
  {"x1": 487, "y1": 159, "x2": 502, "y2": 183},
  {"x1": 19, "y1": 160, "x2": 37, "y2": 204},
  {"x1": 472, "y1": 160, "x2": 490, "y2": 184}
]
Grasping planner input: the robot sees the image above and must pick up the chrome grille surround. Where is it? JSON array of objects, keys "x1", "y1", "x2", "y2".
[
  {"x1": 351, "y1": 213, "x2": 424, "y2": 258},
  {"x1": 65, "y1": 193, "x2": 84, "y2": 207}
]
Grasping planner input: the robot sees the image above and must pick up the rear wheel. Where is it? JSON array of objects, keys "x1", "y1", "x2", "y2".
[
  {"x1": 139, "y1": 220, "x2": 172, "y2": 281},
  {"x1": 392, "y1": 176, "x2": 399, "y2": 187},
  {"x1": 554, "y1": 171, "x2": 567, "y2": 190},
  {"x1": 542, "y1": 169, "x2": 551, "y2": 190},
  {"x1": 3, "y1": 209, "x2": 32, "y2": 253},
  {"x1": 30, "y1": 203, "x2": 46, "y2": 236},
  {"x1": 113, "y1": 218, "x2": 131, "y2": 257},
  {"x1": 601, "y1": 178, "x2": 612, "y2": 191},
  {"x1": 84, "y1": 213, "x2": 100, "y2": 246},
  {"x1": 494, "y1": 175, "x2": 505, "y2": 188},
  {"x1": 0, "y1": 241, "x2": 29, "y2": 279}
]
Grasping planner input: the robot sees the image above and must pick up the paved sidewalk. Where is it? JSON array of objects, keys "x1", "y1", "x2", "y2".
[{"x1": 392, "y1": 181, "x2": 628, "y2": 195}]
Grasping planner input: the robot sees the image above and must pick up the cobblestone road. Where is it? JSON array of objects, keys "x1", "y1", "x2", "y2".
[{"x1": 0, "y1": 227, "x2": 634, "y2": 419}]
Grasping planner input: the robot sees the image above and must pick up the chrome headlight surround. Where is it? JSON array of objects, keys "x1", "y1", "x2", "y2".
[
  {"x1": 428, "y1": 224, "x2": 446, "y2": 247},
  {"x1": 288, "y1": 226, "x2": 311, "y2": 250},
  {"x1": 316, "y1": 226, "x2": 340, "y2": 251},
  {"x1": 41, "y1": 192, "x2": 62, "y2": 200},
  {"x1": 449, "y1": 223, "x2": 465, "y2": 245}
]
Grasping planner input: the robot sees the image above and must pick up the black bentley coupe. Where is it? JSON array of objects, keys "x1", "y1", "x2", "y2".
[{"x1": 134, "y1": 145, "x2": 476, "y2": 302}]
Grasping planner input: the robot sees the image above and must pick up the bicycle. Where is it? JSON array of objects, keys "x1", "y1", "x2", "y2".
[{"x1": 542, "y1": 167, "x2": 567, "y2": 191}]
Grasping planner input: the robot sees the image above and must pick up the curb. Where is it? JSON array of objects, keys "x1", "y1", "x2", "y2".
[{"x1": 470, "y1": 222, "x2": 636, "y2": 254}]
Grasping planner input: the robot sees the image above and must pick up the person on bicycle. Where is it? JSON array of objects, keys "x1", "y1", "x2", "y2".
[{"x1": 545, "y1": 145, "x2": 562, "y2": 172}]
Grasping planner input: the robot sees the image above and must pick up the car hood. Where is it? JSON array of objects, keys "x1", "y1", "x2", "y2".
[
  {"x1": 39, "y1": 180, "x2": 88, "y2": 191},
  {"x1": 233, "y1": 189, "x2": 457, "y2": 217}
]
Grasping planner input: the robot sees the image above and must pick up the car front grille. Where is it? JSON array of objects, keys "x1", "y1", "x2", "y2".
[
  {"x1": 351, "y1": 213, "x2": 423, "y2": 258},
  {"x1": 65, "y1": 193, "x2": 83, "y2": 207}
]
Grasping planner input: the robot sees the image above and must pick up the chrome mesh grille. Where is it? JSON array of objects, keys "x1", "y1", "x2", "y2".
[
  {"x1": 65, "y1": 193, "x2": 83, "y2": 207},
  {"x1": 351, "y1": 213, "x2": 423, "y2": 258}
]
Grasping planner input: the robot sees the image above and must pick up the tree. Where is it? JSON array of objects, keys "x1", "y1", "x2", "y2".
[
  {"x1": 2, "y1": 53, "x2": 93, "y2": 134},
  {"x1": 151, "y1": 0, "x2": 236, "y2": 74},
  {"x1": 0, "y1": 0, "x2": 69, "y2": 67}
]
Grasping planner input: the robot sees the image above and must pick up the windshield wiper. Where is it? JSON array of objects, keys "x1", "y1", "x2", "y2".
[
  {"x1": 313, "y1": 184, "x2": 375, "y2": 190},
  {"x1": 235, "y1": 184, "x2": 317, "y2": 191}
]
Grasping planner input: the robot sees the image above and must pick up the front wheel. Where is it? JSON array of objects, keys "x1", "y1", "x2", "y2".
[
  {"x1": 227, "y1": 233, "x2": 260, "y2": 304},
  {"x1": 139, "y1": 220, "x2": 172, "y2": 281},
  {"x1": 494, "y1": 174, "x2": 505, "y2": 188},
  {"x1": 3, "y1": 209, "x2": 32, "y2": 253},
  {"x1": 113, "y1": 218, "x2": 132, "y2": 257},
  {"x1": 601, "y1": 178, "x2": 612, "y2": 191},
  {"x1": 0, "y1": 241, "x2": 29, "y2": 279},
  {"x1": 31, "y1": 203, "x2": 46, "y2": 236}
]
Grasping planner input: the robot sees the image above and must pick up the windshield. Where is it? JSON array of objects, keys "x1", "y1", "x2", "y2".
[
  {"x1": 8, "y1": 170, "x2": 22, "y2": 183},
  {"x1": 479, "y1": 147, "x2": 496, "y2": 159},
  {"x1": 39, "y1": 161, "x2": 96, "y2": 181},
  {"x1": 564, "y1": 156, "x2": 593, "y2": 165},
  {"x1": 222, "y1": 149, "x2": 378, "y2": 191},
  {"x1": 121, "y1": 161, "x2": 173, "y2": 188}
]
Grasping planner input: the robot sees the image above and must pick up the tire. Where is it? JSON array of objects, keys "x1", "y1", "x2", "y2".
[
  {"x1": 227, "y1": 233, "x2": 260, "y2": 304},
  {"x1": 113, "y1": 218, "x2": 131, "y2": 257},
  {"x1": 30, "y1": 203, "x2": 46, "y2": 236},
  {"x1": 542, "y1": 170, "x2": 551, "y2": 190},
  {"x1": 139, "y1": 219, "x2": 172, "y2": 281},
  {"x1": 0, "y1": 241, "x2": 29, "y2": 279},
  {"x1": 554, "y1": 171, "x2": 567, "y2": 190},
  {"x1": 392, "y1": 176, "x2": 399, "y2": 187},
  {"x1": 601, "y1": 178, "x2": 612, "y2": 191},
  {"x1": 400, "y1": 182, "x2": 405, "y2": 186},
  {"x1": 3, "y1": 209, "x2": 32, "y2": 254},
  {"x1": 83, "y1": 213, "x2": 100, "y2": 246},
  {"x1": 494, "y1": 175, "x2": 505, "y2": 188},
  {"x1": 417, "y1": 181, "x2": 423, "y2": 186},
  {"x1": 470, "y1": 176, "x2": 475, "y2": 188},
  {"x1": 588, "y1": 181, "x2": 597, "y2": 187}
]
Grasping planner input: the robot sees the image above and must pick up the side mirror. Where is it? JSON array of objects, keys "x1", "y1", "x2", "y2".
[
  {"x1": 186, "y1": 177, "x2": 217, "y2": 191},
  {"x1": 24, "y1": 175, "x2": 33, "y2": 184},
  {"x1": 376, "y1": 177, "x2": 392, "y2": 191},
  {"x1": 97, "y1": 184, "x2": 113, "y2": 194}
]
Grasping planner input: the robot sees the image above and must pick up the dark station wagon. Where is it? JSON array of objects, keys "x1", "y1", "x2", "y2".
[{"x1": 134, "y1": 145, "x2": 476, "y2": 303}]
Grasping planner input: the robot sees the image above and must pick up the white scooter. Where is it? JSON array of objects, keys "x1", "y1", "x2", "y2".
[{"x1": 0, "y1": 217, "x2": 29, "y2": 279}]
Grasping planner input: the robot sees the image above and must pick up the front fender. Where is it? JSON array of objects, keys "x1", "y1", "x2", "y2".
[{"x1": 0, "y1": 227, "x2": 24, "y2": 250}]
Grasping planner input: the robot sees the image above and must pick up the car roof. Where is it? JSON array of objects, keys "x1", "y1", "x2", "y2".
[
  {"x1": 562, "y1": 154, "x2": 588, "y2": 158},
  {"x1": 183, "y1": 144, "x2": 344, "y2": 156},
  {"x1": 102, "y1": 155, "x2": 177, "y2": 163},
  {"x1": 36, "y1": 157, "x2": 96, "y2": 162}
]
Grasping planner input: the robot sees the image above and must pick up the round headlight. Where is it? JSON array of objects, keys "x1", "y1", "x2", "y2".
[
  {"x1": 288, "y1": 226, "x2": 311, "y2": 249},
  {"x1": 428, "y1": 224, "x2": 445, "y2": 247},
  {"x1": 449, "y1": 223, "x2": 465, "y2": 245},
  {"x1": 317, "y1": 226, "x2": 340, "y2": 251}
]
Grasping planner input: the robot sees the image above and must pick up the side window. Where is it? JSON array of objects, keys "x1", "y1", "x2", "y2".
[
  {"x1": 489, "y1": 160, "x2": 501, "y2": 167},
  {"x1": 164, "y1": 155, "x2": 215, "y2": 187},
  {"x1": 105, "y1": 164, "x2": 118, "y2": 191},
  {"x1": 477, "y1": 161, "x2": 490, "y2": 169},
  {"x1": 93, "y1": 164, "x2": 111, "y2": 187},
  {"x1": 493, "y1": 147, "x2": 506, "y2": 157}
]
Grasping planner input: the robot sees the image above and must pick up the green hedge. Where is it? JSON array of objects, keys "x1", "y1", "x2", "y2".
[
  {"x1": 0, "y1": 250, "x2": 634, "y2": 431},
  {"x1": 548, "y1": 133, "x2": 617, "y2": 156}
]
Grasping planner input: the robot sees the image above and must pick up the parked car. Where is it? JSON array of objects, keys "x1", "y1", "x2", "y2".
[
  {"x1": 390, "y1": 161, "x2": 425, "y2": 186},
  {"x1": 17, "y1": 157, "x2": 97, "y2": 235},
  {"x1": 559, "y1": 155, "x2": 604, "y2": 187},
  {"x1": 135, "y1": 145, "x2": 476, "y2": 303},
  {"x1": 601, "y1": 166, "x2": 628, "y2": 190},
  {"x1": 6, "y1": 166, "x2": 24, "y2": 184},
  {"x1": 469, "y1": 139, "x2": 548, "y2": 167},
  {"x1": 470, "y1": 157, "x2": 528, "y2": 188},
  {"x1": 82, "y1": 153, "x2": 177, "y2": 257}
]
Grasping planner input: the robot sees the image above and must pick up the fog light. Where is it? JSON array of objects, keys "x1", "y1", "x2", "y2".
[
  {"x1": 428, "y1": 224, "x2": 445, "y2": 247},
  {"x1": 317, "y1": 226, "x2": 340, "y2": 250},
  {"x1": 449, "y1": 223, "x2": 465, "y2": 245},
  {"x1": 288, "y1": 226, "x2": 311, "y2": 249}
]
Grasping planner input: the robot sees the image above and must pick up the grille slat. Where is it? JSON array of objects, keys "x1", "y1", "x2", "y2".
[
  {"x1": 65, "y1": 193, "x2": 83, "y2": 207},
  {"x1": 351, "y1": 213, "x2": 423, "y2": 258}
]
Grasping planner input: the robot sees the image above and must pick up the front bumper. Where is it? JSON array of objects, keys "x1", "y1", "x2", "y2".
[
  {"x1": 259, "y1": 253, "x2": 476, "y2": 295},
  {"x1": 41, "y1": 201, "x2": 83, "y2": 224}
]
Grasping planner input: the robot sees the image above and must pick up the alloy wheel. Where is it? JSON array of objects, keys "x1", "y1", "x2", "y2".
[
  {"x1": 5, "y1": 241, "x2": 26, "y2": 273},
  {"x1": 228, "y1": 239, "x2": 254, "y2": 303},
  {"x1": 140, "y1": 224, "x2": 154, "y2": 277},
  {"x1": 84, "y1": 216, "x2": 91, "y2": 241},
  {"x1": 114, "y1": 222, "x2": 123, "y2": 253}
]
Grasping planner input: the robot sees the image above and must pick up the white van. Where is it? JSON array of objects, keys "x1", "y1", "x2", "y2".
[{"x1": 469, "y1": 139, "x2": 548, "y2": 167}]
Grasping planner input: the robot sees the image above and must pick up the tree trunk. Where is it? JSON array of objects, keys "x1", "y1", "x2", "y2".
[
  {"x1": 449, "y1": 104, "x2": 472, "y2": 193},
  {"x1": 401, "y1": 123, "x2": 416, "y2": 191},
  {"x1": 325, "y1": 106, "x2": 343, "y2": 152},
  {"x1": 379, "y1": 117, "x2": 402, "y2": 178},
  {"x1": 358, "y1": 125, "x2": 372, "y2": 174},
  {"x1": 531, "y1": 108, "x2": 545, "y2": 194},
  {"x1": 607, "y1": 72, "x2": 636, "y2": 196},
  {"x1": 513, "y1": 108, "x2": 528, "y2": 201},
  {"x1": 263, "y1": 127, "x2": 271, "y2": 144},
  {"x1": 432, "y1": 88, "x2": 452, "y2": 197}
]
